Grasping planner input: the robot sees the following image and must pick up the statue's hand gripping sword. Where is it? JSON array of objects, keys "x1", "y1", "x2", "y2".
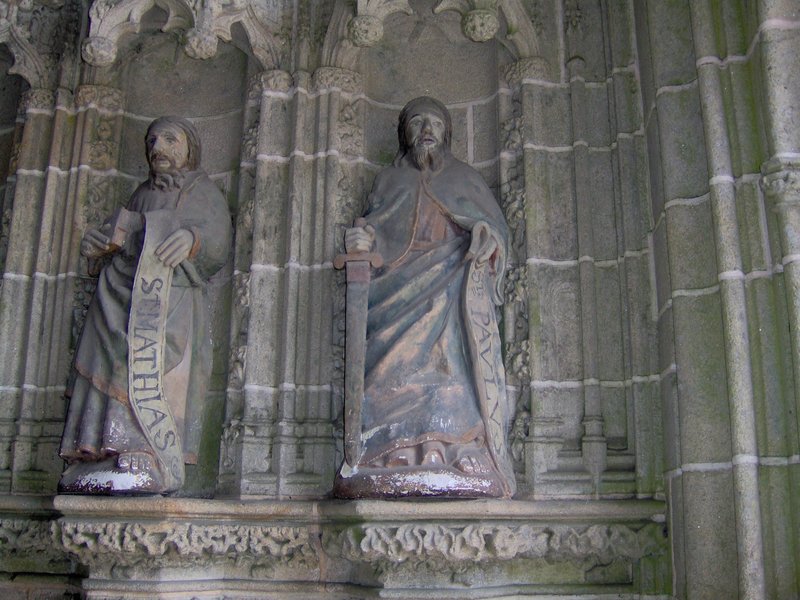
[{"x1": 334, "y1": 218, "x2": 383, "y2": 468}]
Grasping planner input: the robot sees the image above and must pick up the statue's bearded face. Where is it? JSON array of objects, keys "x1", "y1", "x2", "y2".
[
  {"x1": 146, "y1": 123, "x2": 190, "y2": 175},
  {"x1": 404, "y1": 110, "x2": 447, "y2": 171}
]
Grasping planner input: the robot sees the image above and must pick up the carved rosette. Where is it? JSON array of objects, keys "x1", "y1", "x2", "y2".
[{"x1": 346, "y1": 0, "x2": 413, "y2": 47}]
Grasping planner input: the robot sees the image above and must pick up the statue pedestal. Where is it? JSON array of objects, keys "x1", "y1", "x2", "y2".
[{"x1": 1, "y1": 494, "x2": 669, "y2": 598}]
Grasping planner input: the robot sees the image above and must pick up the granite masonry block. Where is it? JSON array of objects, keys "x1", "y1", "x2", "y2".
[
  {"x1": 0, "y1": 388, "x2": 20, "y2": 419},
  {"x1": 760, "y1": 27, "x2": 800, "y2": 153},
  {"x1": 612, "y1": 70, "x2": 642, "y2": 135},
  {"x1": 193, "y1": 111, "x2": 245, "y2": 174},
  {"x1": 681, "y1": 470, "x2": 738, "y2": 600},
  {"x1": 4, "y1": 175, "x2": 45, "y2": 274},
  {"x1": 258, "y1": 97, "x2": 292, "y2": 160},
  {"x1": 634, "y1": 2, "x2": 657, "y2": 122},
  {"x1": 726, "y1": 62, "x2": 765, "y2": 175},
  {"x1": 0, "y1": 277, "x2": 32, "y2": 376},
  {"x1": 624, "y1": 254, "x2": 657, "y2": 376},
  {"x1": 673, "y1": 293, "x2": 733, "y2": 464},
  {"x1": 527, "y1": 263, "x2": 582, "y2": 382},
  {"x1": 245, "y1": 268, "x2": 284, "y2": 387},
  {"x1": 633, "y1": 380, "x2": 662, "y2": 494},
  {"x1": 364, "y1": 102, "x2": 401, "y2": 166},
  {"x1": 645, "y1": 116, "x2": 665, "y2": 218},
  {"x1": 601, "y1": 385, "x2": 629, "y2": 450},
  {"x1": 594, "y1": 264, "x2": 626, "y2": 380},
  {"x1": 530, "y1": 386, "x2": 585, "y2": 451},
  {"x1": 124, "y1": 39, "x2": 247, "y2": 117},
  {"x1": 585, "y1": 150, "x2": 618, "y2": 260},
  {"x1": 251, "y1": 162, "x2": 288, "y2": 266},
  {"x1": 665, "y1": 198, "x2": 718, "y2": 291},
  {"x1": 363, "y1": 9, "x2": 496, "y2": 105},
  {"x1": 18, "y1": 114, "x2": 53, "y2": 169},
  {"x1": 294, "y1": 95, "x2": 320, "y2": 157},
  {"x1": 571, "y1": 83, "x2": 611, "y2": 147},
  {"x1": 522, "y1": 84, "x2": 573, "y2": 148},
  {"x1": 617, "y1": 135, "x2": 650, "y2": 248},
  {"x1": 447, "y1": 106, "x2": 469, "y2": 164},
  {"x1": 524, "y1": 148, "x2": 578, "y2": 260},
  {"x1": 606, "y1": 0, "x2": 635, "y2": 68},
  {"x1": 652, "y1": 217, "x2": 671, "y2": 314},
  {"x1": 757, "y1": 0, "x2": 800, "y2": 22},
  {"x1": 471, "y1": 98, "x2": 498, "y2": 164},
  {"x1": 242, "y1": 386, "x2": 278, "y2": 423},
  {"x1": 646, "y1": 0, "x2": 697, "y2": 88},
  {"x1": 746, "y1": 276, "x2": 795, "y2": 456},
  {"x1": 656, "y1": 87, "x2": 709, "y2": 202},
  {"x1": 565, "y1": 0, "x2": 606, "y2": 82},
  {"x1": 759, "y1": 464, "x2": 800, "y2": 600},
  {"x1": 735, "y1": 179, "x2": 769, "y2": 274}
]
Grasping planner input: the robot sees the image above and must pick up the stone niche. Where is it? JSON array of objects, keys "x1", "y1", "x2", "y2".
[{"x1": 0, "y1": 0, "x2": 671, "y2": 597}]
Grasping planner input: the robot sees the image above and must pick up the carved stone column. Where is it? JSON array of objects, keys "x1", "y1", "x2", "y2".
[
  {"x1": 222, "y1": 67, "x2": 365, "y2": 498},
  {"x1": 0, "y1": 88, "x2": 58, "y2": 492}
]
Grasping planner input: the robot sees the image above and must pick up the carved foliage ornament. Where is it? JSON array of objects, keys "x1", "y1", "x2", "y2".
[
  {"x1": 0, "y1": 0, "x2": 76, "y2": 89},
  {"x1": 347, "y1": 0, "x2": 539, "y2": 57},
  {"x1": 82, "y1": 0, "x2": 284, "y2": 68}
]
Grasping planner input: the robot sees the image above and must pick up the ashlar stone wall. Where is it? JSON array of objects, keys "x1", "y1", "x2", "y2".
[{"x1": 0, "y1": 0, "x2": 796, "y2": 598}]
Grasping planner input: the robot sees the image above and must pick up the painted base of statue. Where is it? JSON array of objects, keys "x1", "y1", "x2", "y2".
[
  {"x1": 333, "y1": 439, "x2": 509, "y2": 499},
  {"x1": 59, "y1": 452, "x2": 170, "y2": 495}
]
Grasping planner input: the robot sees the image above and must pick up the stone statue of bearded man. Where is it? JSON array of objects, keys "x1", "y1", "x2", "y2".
[
  {"x1": 335, "y1": 97, "x2": 516, "y2": 498},
  {"x1": 59, "y1": 116, "x2": 232, "y2": 495}
]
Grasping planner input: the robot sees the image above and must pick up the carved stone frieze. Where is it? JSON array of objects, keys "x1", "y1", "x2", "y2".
[
  {"x1": 18, "y1": 87, "x2": 55, "y2": 112},
  {"x1": 324, "y1": 522, "x2": 667, "y2": 569},
  {"x1": 261, "y1": 68, "x2": 293, "y2": 93},
  {"x1": 75, "y1": 84, "x2": 124, "y2": 111},
  {"x1": 0, "y1": 0, "x2": 77, "y2": 89},
  {"x1": 337, "y1": 99, "x2": 363, "y2": 157},
  {"x1": 312, "y1": 66, "x2": 363, "y2": 95},
  {"x1": 502, "y1": 56, "x2": 550, "y2": 86},
  {"x1": 761, "y1": 158, "x2": 800, "y2": 203},
  {"x1": 82, "y1": 0, "x2": 286, "y2": 69},
  {"x1": 0, "y1": 518, "x2": 68, "y2": 568},
  {"x1": 56, "y1": 520, "x2": 316, "y2": 571}
]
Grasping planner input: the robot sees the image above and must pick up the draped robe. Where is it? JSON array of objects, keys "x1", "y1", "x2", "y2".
[
  {"x1": 60, "y1": 171, "x2": 231, "y2": 476},
  {"x1": 357, "y1": 152, "x2": 516, "y2": 496}
]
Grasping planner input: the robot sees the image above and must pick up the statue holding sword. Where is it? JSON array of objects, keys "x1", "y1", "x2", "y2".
[{"x1": 334, "y1": 96, "x2": 515, "y2": 499}]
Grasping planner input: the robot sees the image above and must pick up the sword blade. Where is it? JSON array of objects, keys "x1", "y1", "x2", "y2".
[{"x1": 344, "y1": 260, "x2": 371, "y2": 467}]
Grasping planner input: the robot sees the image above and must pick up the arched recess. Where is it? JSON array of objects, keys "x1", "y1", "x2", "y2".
[{"x1": 70, "y1": 4, "x2": 257, "y2": 496}]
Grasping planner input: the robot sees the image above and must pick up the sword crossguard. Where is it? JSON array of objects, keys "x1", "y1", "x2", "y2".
[
  {"x1": 333, "y1": 252, "x2": 384, "y2": 270},
  {"x1": 334, "y1": 217, "x2": 384, "y2": 270}
]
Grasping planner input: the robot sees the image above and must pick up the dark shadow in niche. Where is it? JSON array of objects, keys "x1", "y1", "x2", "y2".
[{"x1": 0, "y1": 44, "x2": 29, "y2": 274}]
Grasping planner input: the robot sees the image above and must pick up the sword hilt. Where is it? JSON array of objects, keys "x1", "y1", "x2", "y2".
[{"x1": 334, "y1": 217, "x2": 384, "y2": 270}]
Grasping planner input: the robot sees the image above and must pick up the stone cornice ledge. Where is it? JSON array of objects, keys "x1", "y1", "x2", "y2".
[
  {"x1": 52, "y1": 495, "x2": 666, "y2": 523},
  {"x1": 0, "y1": 495, "x2": 668, "y2": 588}
]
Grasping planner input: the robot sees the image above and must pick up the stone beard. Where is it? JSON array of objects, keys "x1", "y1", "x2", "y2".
[{"x1": 335, "y1": 97, "x2": 516, "y2": 499}]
